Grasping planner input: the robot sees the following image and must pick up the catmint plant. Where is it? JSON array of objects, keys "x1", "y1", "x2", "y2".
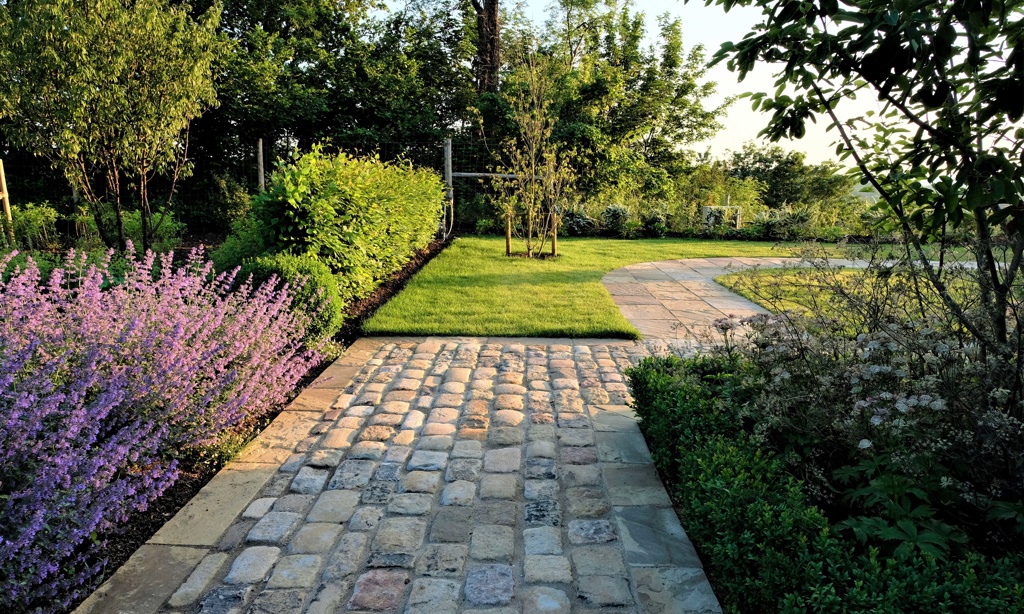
[{"x1": 0, "y1": 247, "x2": 321, "y2": 612}]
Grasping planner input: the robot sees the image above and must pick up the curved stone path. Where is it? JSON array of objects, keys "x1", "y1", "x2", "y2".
[
  {"x1": 76, "y1": 258, "x2": 829, "y2": 614},
  {"x1": 603, "y1": 257, "x2": 802, "y2": 344}
]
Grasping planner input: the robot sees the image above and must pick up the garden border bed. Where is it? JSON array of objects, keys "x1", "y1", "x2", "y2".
[{"x1": 68, "y1": 236, "x2": 450, "y2": 614}]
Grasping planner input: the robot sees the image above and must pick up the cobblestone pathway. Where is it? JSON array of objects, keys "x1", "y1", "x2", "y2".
[
  {"x1": 77, "y1": 337, "x2": 721, "y2": 614},
  {"x1": 82, "y1": 257, "x2": 850, "y2": 614}
]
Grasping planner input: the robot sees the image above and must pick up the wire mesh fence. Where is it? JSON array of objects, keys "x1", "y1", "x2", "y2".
[{"x1": 0, "y1": 134, "x2": 505, "y2": 240}]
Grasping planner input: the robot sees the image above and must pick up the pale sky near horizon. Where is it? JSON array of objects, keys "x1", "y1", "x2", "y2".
[{"x1": 519, "y1": 0, "x2": 850, "y2": 164}]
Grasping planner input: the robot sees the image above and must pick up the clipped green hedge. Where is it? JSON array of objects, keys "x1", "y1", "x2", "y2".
[
  {"x1": 214, "y1": 146, "x2": 443, "y2": 305},
  {"x1": 625, "y1": 355, "x2": 1024, "y2": 613},
  {"x1": 239, "y1": 253, "x2": 345, "y2": 345}
]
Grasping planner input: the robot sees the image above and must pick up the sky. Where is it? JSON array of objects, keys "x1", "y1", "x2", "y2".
[{"x1": 519, "y1": 0, "x2": 851, "y2": 164}]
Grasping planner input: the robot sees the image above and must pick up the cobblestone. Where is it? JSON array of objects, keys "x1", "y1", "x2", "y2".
[
  {"x1": 305, "y1": 490, "x2": 358, "y2": 523},
  {"x1": 524, "y1": 555, "x2": 572, "y2": 583},
  {"x1": 246, "y1": 512, "x2": 301, "y2": 544},
  {"x1": 265, "y1": 554, "x2": 321, "y2": 589},
  {"x1": 523, "y1": 586, "x2": 570, "y2": 614},
  {"x1": 288, "y1": 523, "x2": 342, "y2": 554},
  {"x1": 223, "y1": 546, "x2": 279, "y2": 584},
  {"x1": 348, "y1": 569, "x2": 408, "y2": 610},
  {"x1": 372, "y1": 518, "x2": 426, "y2": 553},
  {"x1": 465, "y1": 564, "x2": 514, "y2": 606},
  {"x1": 524, "y1": 526, "x2": 562, "y2": 555},
  {"x1": 406, "y1": 578, "x2": 460, "y2": 613},
  {"x1": 470, "y1": 525, "x2": 514, "y2": 561}
]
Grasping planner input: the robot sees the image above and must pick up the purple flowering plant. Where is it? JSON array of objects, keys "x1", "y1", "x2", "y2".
[{"x1": 0, "y1": 246, "x2": 321, "y2": 612}]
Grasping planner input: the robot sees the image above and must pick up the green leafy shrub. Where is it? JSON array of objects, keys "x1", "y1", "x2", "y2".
[
  {"x1": 211, "y1": 207, "x2": 269, "y2": 272},
  {"x1": 239, "y1": 252, "x2": 344, "y2": 345},
  {"x1": 600, "y1": 204, "x2": 632, "y2": 237},
  {"x1": 560, "y1": 208, "x2": 595, "y2": 236},
  {"x1": 121, "y1": 209, "x2": 185, "y2": 254},
  {"x1": 8, "y1": 201, "x2": 59, "y2": 250},
  {"x1": 640, "y1": 207, "x2": 669, "y2": 238},
  {"x1": 214, "y1": 147, "x2": 443, "y2": 304},
  {"x1": 626, "y1": 355, "x2": 1024, "y2": 613},
  {"x1": 77, "y1": 205, "x2": 186, "y2": 253},
  {"x1": 782, "y1": 547, "x2": 1024, "y2": 613}
]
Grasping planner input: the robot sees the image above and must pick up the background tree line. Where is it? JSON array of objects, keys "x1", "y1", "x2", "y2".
[{"x1": 0, "y1": 0, "x2": 866, "y2": 252}]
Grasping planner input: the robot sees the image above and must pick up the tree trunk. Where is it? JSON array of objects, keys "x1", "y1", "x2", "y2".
[
  {"x1": 115, "y1": 204, "x2": 127, "y2": 253},
  {"x1": 140, "y1": 173, "x2": 152, "y2": 254},
  {"x1": 505, "y1": 215, "x2": 512, "y2": 256},
  {"x1": 472, "y1": 0, "x2": 501, "y2": 94},
  {"x1": 106, "y1": 164, "x2": 128, "y2": 252},
  {"x1": 974, "y1": 211, "x2": 1008, "y2": 345}
]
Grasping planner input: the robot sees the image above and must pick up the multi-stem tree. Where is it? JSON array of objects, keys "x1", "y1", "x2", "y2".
[
  {"x1": 495, "y1": 52, "x2": 577, "y2": 257},
  {"x1": 0, "y1": 0, "x2": 221, "y2": 252}
]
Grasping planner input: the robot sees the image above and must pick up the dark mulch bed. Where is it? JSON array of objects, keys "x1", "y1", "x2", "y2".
[{"x1": 76, "y1": 236, "x2": 451, "y2": 611}]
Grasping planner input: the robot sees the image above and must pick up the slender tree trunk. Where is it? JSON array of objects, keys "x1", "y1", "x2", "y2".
[
  {"x1": 505, "y1": 215, "x2": 512, "y2": 256},
  {"x1": 140, "y1": 172, "x2": 151, "y2": 254},
  {"x1": 526, "y1": 211, "x2": 533, "y2": 258},
  {"x1": 106, "y1": 161, "x2": 127, "y2": 252},
  {"x1": 975, "y1": 211, "x2": 1008, "y2": 345},
  {"x1": 471, "y1": 0, "x2": 501, "y2": 94},
  {"x1": 115, "y1": 204, "x2": 126, "y2": 253}
]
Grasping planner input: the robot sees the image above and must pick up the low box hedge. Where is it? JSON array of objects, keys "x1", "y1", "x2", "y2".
[{"x1": 626, "y1": 355, "x2": 1024, "y2": 613}]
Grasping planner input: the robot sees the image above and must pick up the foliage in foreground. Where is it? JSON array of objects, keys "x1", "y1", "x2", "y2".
[
  {"x1": 214, "y1": 148, "x2": 443, "y2": 313},
  {"x1": 0, "y1": 249, "x2": 320, "y2": 613},
  {"x1": 711, "y1": 0, "x2": 1024, "y2": 383},
  {"x1": 627, "y1": 353, "x2": 1024, "y2": 613}
]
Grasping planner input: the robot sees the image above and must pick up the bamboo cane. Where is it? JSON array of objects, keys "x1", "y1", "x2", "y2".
[{"x1": 0, "y1": 159, "x2": 14, "y2": 247}]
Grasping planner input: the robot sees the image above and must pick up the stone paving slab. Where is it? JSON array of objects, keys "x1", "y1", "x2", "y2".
[
  {"x1": 602, "y1": 257, "x2": 863, "y2": 343},
  {"x1": 75, "y1": 336, "x2": 721, "y2": 614}
]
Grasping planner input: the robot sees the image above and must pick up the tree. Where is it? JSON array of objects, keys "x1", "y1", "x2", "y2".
[
  {"x1": 495, "y1": 52, "x2": 577, "y2": 257},
  {"x1": 471, "y1": 0, "x2": 501, "y2": 93},
  {"x1": 706, "y1": 1, "x2": 1023, "y2": 385},
  {"x1": 183, "y1": 0, "x2": 475, "y2": 231},
  {"x1": 0, "y1": 0, "x2": 222, "y2": 252},
  {"x1": 727, "y1": 142, "x2": 854, "y2": 209},
  {"x1": 543, "y1": 2, "x2": 731, "y2": 206}
]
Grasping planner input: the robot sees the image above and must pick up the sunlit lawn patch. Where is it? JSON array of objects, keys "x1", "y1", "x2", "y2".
[{"x1": 364, "y1": 236, "x2": 819, "y2": 338}]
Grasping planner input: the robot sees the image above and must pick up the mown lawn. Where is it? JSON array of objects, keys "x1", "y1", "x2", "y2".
[
  {"x1": 716, "y1": 268, "x2": 845, "y2": 313},
  {"x1": 716, "y1": 263, "x2": 976, "y2": 319},
  {"x1": 364, "y1": 236, "x2": 815, "y2": 338}
]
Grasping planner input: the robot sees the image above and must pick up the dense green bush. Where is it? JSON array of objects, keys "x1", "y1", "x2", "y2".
[
  {"x1": 560, "y1": 208, "x2": 595, "y2": 236},
  {"x1": 626, "y1": 355, "x2": 1024, "y2": 613},
  {"x1": 239, "y1": 253, "x2": 344, "y2": 345},
  {"x1": 600, "y1": 204, "x2": 632, "y2": 238},
  {"x1": 6, "y1": 201, "x2": 59, "y2": 250},
  {"x1": 640, "y1": 207, "x2": 668, "y2": 238},
  {"x1": 72, "y1": 205, "x2": 186, "y2": 253},
  {"x1": 214, "y1": 147, "x2": 443, "y2": 304}
]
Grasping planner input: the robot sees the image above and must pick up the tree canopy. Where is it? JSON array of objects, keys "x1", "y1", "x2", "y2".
[
  {"x1": 0, "y1": 0, "x2": 221, "y2": 251},
  {"x1": 706, "y1": 0, "x2": 1023, "y2": 351}
]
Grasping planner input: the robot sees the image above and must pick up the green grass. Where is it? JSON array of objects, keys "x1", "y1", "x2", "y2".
[
  {"x1": 716, "y1": 265, "x2": 974, "y2": 320},
  {"x1": 717, "y1": 268, "x2": 849, "y2": 314},
  {"x1": 364, "y1": 236, "x2": 817, "y2": 338}
]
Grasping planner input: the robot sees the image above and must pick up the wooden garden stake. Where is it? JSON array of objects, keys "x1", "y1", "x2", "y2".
[
  {"x1": 0, "y1": 159, "x2": 14, "y2": 246},
  {"x1": 550, "y1": 211, "x2": 557, "y2": 257}
]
